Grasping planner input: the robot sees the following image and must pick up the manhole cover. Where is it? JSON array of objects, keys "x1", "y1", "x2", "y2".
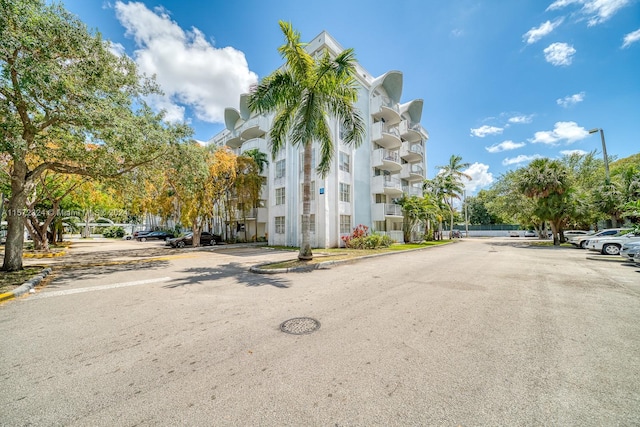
[{"x1": 280, "y1": 317, "x2": 320, "y2": 335}]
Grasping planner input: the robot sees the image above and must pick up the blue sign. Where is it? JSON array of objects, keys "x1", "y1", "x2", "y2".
[{"x1": 319, "y1": 188, "x2": 325, "y2": 194}]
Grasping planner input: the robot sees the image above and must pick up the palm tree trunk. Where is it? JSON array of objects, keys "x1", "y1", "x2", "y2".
[{"x1": 299, "y1": 140, "x2": 313, "y2": 260}]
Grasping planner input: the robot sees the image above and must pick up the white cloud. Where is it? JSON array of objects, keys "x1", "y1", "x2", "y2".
[
  {"x1": 547, "y1": 0, "x2": 632, "y2": 26},
  {"x1": 485, "y1": 140, "x2": 526, "y2": 153},
  {"x1": 544, "y1": 42, "x2": 576, "y2": 66},
  {"x1": 508, "y1": 114, "x2": 534, "y2": 124},
  {"x1": 622, "y1": 28, "x2": 640, "y2": 48},
  {"x1": 107, "y1": 41, "x2": 126, "y2": 57},
  {"x1": 463, "y1": 163, "x2": 494, "y2": 193},
  {"x1": 470, "y1": 125, "x2": 503, "y2": 137},
  {"x1": 523, "y1": 19, "x2": 564, "y2": 44},
  {"x1": 557, "y1": 91, "x2": 586, "y2": 107},
  {"x1": 114, "y1": 1, "x2": 258, "y2": 123},
  {"x1": 561, "y1": 149, "x2": 588, "y2": 156},
  {"x1": 530, "y1": 121, "x2": 589, "y2": 145},
  {"x1": 451, "y1": 29, "x2": 464, "y2": 37},
  {"x1": 502, "y1": 154, "x2": 543, "y2": 166}
]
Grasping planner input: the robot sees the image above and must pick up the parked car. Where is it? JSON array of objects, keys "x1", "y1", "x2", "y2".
[
  {"x1": 524, "y1": 230, "x2": 536, "y2": 237},
  {"x1": 563, "y1": 230, "x2": 590, "y2": 237},
  {"x1": 634, "y1": 251, "x2": 640, "y2": 265},
  {"x1": 587, "y1": 232, "x2": 640, "y2": 255},
  {"x1": 569, "y1": 228, "x2": 627, "y2": 249},
  {"x1": 168, "y1": 231, "x2": 222, "y2": 248},
  {"x1": 133, "y1": 230, "x2": 152, "y2": 238},
  {"x1": 137, "y1": 230, "x2": 175, "y2": 242},
  {"x1": 509, "y1": 230, "x2": 520, "y2": 237},
  {"x1": 620, "y1": 241, "x2": 640, "y2": 260}
]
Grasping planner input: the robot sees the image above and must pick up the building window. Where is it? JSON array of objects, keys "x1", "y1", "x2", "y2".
[
  {"x1": 275, "y1": 187, "x2": 285, "y2": 205},
  {"x1": 340, "y1": 215, "x2": 351, "y2": 234},
  {"x1": 275, "y1": 159, "x2": 286, "y2": 179},
  {"x1": 302, "y1": 214, "x2": 316, "y2": 233},
  {"x1": 275, "y1": 216, "x2": 285, "y2": 234},
  {"x1": 339, "y1": 151, "x2": 350, "y2": 172},
  {"x1": 339, "y1": 183, "x2": 350, "y2": 203},
  {"x1": 300, "y1": 181, "x2": 315, "y2": 201}
]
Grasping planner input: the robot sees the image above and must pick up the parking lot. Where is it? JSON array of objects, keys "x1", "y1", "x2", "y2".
[{"x1": 2, "y1": 237, "x2": 639, "y2": 426}]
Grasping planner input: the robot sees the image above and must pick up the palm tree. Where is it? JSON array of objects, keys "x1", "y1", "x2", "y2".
[
  {"x1": 518, "y1": 158, "x2": 571, "y2": 245},
  {"x1": 435, "y1": 155, "x2": 471, "y2": 237},
  {"x1": 248, "y1": 21, "x2": 365, "y2": 260},
  {"x1": 243, "y1": 148, "x2": 269, "y2": 175}
]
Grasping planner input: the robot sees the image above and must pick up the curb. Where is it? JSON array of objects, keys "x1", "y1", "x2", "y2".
[
  {"x1": 250, "y1": 241, "x2": 453, "y2": 274},
  {"x1": 0, "y1": 268, "x2": 53, "y2": 302}
]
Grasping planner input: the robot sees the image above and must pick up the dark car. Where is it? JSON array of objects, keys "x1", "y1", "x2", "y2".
[
  {"x1": 137, "y1": 231, "x2": 174, "y2": 241},
  {"x1": 168, "y1": 231, "x2": 222, "y2": 248}
]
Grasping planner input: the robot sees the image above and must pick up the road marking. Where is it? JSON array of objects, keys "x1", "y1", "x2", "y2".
[{"x1": 30, "y1": 277, "x2": 173, "y2": 299}]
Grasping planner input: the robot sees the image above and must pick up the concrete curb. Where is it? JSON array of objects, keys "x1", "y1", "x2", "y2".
[{"x1": 0, "y1": 267, "x2": 53, "y2": 302}]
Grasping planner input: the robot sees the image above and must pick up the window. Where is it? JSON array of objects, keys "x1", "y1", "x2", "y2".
[
  {"x1": 275, "y1": 159, "x2": 286, "y2": 179},
  {"x1": 302, "y1": 214, "x2": 316, "y2": 233},
  {"x1": 300, "y1": 181, "x2": 315, "y2": 201},
  {"x1": 275, "y1": 216, "x2": 285, "y2": 234},
  {"x1": 340, "y1": 215, "x2": 351, "y2": 234},
  {"x1": 275, "y1": 187, "x2": 285, "y2": 205},
  {"x1": 339, "y1": 152, "x2": 350, "y2": 172},
  {"x1": 339, "y1": 183, "x2": 350, "y2": 203}
]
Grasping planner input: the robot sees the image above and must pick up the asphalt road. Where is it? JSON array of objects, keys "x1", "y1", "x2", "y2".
[{"x1": 1, "y1": 238, "x2": 639, "y2": 426}]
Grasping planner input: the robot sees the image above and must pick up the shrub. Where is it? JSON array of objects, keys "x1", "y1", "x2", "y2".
[
  {"x1": 341, "y1": 224, "x2": 394, "y2": 249},
  {"x1": 102, "y1": 226, "x2": 125, "y2": 238}
]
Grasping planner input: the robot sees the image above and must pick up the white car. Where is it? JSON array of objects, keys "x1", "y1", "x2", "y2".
[
  {"x1": 570, "y1": 228, "x2": 627, "y2": 249},
  {"x1": 587, "y1": 232, "x2": 640, "y2": 255},
  {"x1": 620, "y1": 241, "x2": 640, "y2": 260}
]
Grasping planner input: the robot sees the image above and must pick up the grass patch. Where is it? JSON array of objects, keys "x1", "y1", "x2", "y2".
[
  {"x1": 0, "y1": 267, "x2": 44, "y2": 294},
  {"x1": 259, "y1": 241, "x2": 451, "y2": 269}
]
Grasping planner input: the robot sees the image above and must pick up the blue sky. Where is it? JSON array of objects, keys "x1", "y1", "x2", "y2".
[{"x1": 59, "y1": 0, "x2": 640, "y2": 193}]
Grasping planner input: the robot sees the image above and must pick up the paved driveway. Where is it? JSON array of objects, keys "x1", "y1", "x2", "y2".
[{"x1": 1, "y1": 238, "x2": 639, "y2": 426}]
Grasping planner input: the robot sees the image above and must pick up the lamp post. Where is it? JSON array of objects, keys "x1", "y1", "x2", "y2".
[{"x1": 588, "y1": 128, "x2": 610, "y2": 183}]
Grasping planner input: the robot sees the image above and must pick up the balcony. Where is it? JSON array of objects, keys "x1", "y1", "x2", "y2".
[
  {"x1": 240, "y1": 116, "x2": 269, "y2": 140},
  {"x1": 399, "y1": 119, "x2": 423, "y2": 143},
  {"x1": 240, "y1": 137, "x2": 268, "y2": 154},
  {"x1": 379, "y1": 230, "x2": 404, "y2": 243},
  {"x1": 400, "y1": 141, "x2": 424, "y2": 162},
  {"x1": 372, "y1": 149, "x2": 402, "y2": 173},
  {"x1": 372, "y1": 175, "x2": 403, "y2": 197},
  {"x1": 403, "y1": 185, "x2": 423, "y2": 197},
  {"x1": 224, "y1": 129, "x2": 243, "y2": 148},
  {"x1": 372, "y1": 203, "x2": 403, "y2": 221},
  {"x1": 371, "y1": 121, "x2": 402, "y2": 150},
  {"x1": 400, "y1": 163, "x2": 425, "y2": 182},
  {"x1": 370, "y1": 96, "x2": 401, "y2": 125}
]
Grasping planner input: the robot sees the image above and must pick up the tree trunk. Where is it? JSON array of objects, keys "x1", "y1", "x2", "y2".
[
  {"x1": 2, "y1": 161, "x2": 30, "y2": 272},
  {"x1": 298, "y1": 141, "x2": 313, "y2": 260},
  {"x1": 192, "y1": 222, "x2": 202, "y2": 247}
]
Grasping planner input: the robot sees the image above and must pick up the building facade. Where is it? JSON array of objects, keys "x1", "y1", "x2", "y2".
[{"x1": 209, "y1": 31, "x2": 429, "y2": 248}]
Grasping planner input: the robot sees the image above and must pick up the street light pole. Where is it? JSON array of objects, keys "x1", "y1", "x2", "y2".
[{"x1": 589, "y1": 128, "x2": 610, "y2": 183}]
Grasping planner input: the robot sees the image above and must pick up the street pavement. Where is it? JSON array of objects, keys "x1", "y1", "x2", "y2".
[{"x1": 1, "y1": 238, "x2": 639, "y2": 426}]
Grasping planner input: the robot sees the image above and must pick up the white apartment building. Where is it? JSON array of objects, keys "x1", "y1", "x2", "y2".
[{"x1": 209, "y1": 31, "x2": 428, "y2": 248}]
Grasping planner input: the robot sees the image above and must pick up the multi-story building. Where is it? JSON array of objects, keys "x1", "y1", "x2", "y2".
[{"x1": 209, "y1": 31, "x2": 429, "y2": 248}]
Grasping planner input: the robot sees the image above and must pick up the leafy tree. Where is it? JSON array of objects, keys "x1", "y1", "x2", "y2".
[
  {"x1": 1, "y1": 0, "x2": 190, "y2": 270},
  {"x1": 465, "y1": 192, "x2": 499, "y2": 225},
  {"x1": 518, "y1": 158, "x2": 571, "y2": 245},
  {"x1": 235, "y1": 153, "x2": 265, "y2": 242},
  {"x1": 248, "y1": 21, "x2": 365, "y2": 260}
]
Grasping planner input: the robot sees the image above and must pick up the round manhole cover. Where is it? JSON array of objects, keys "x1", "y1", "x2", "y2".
[{"x1": 280, "y1": 317, "x2": 320, "y2": 335}]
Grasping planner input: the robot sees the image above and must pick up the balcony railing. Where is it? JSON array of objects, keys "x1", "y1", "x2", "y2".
[
  {"x1": 403, "y1": 185, "x2": 422, "y2": 197},
  {"x1": 385, "y1": 203, "x2": 403, "y2": 216}
]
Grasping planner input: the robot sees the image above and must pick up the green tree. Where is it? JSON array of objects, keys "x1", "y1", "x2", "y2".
[
  {"x1": 518, "y1": 158, "x2": 571, "y2": 245},
  {"x1": 248, "y1": 21, "x2": 365, "y2": 260},
  {"x1": 0, "y1": 0, "x2": 190, "y2": 271},
  {"x1": 434, "y1": 155, "x2": 471, "y2": 238}
]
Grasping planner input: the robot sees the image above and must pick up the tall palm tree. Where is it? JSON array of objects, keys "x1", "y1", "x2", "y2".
[
  {"x1": 435, "y1": 155, "x2": 471, "y2": 237},
  {"x1": 243, "y1": 148, "x2": 269, "y2": 175},
  {"x1": 518, "y1": 158, "x2": 571, "y2": 245},
  {"x1": 248, "y1": 21, "x2": 365, "y2": 260}
]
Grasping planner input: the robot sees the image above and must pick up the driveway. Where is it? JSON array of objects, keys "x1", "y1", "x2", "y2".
[{"x1": 1, "y1": 238, "x2": 639, "y2": 426}]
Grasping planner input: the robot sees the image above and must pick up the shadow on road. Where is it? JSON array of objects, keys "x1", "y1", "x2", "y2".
[
  {"x1": 165, "y1": 262, "x2": 291, "y2": 289},
  {"x1": 49, "y1": 259, "x2": 171, "y2": 288}
]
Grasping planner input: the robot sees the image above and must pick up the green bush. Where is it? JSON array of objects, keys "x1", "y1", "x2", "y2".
[
  {"x1": 102, "y1": 226, "x2": 125, "y2": 238},
  {"x1": 343, "y1": 225, "x2": 394, "y2": 249}
]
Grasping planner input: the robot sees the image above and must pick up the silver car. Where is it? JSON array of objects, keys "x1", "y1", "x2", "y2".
[{"x1": 620, "y1": 241, "x2": 640, "y2": 261}]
